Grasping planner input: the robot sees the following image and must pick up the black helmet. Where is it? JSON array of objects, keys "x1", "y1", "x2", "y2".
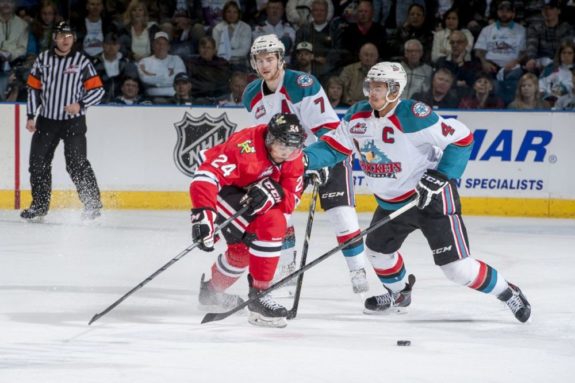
[
  {"x1": 54, "y1": 21, "x2": 74, "y2": 35},
  {"x1": 266, "y1": 113, "x2": 305, "y2": 149}
]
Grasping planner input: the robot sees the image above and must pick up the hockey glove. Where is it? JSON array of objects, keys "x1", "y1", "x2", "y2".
[
  {"x1": 415, "y1": 169, "x2": 449, "y2": 210},
  {"x1": 303, "y1": 154, "x2": 329, "y2": 187},
  {"x1": 242, "y1": 178, "x2": 285, "y2": 216},
  {"x1": 305, "y1": 167, "x2": 330, "y2": 187},
  {"x1": 191, "y1": 208, "x2": 218, "y2": 252}
]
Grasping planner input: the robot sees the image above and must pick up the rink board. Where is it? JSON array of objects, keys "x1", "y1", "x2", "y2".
[{"x1": 0, "y1": 104, "x2": 574, "y2": 217}]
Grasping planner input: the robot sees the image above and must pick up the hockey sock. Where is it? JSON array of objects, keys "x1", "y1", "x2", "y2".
[
  {"x1": 440, "y1": 258, "x2": 508, "y2": 296},
  {"x1": 249, "y1": 237, "x2": 283, "y2": 290},
  {"x1": 367, "y1": 248, "x2": 408, "y2": 293},
  {"x1": 326, "y1": 206, "x2": 366, "y2": 271},
  {"x1": 277, "y1": 225, "x2": 296, "y2": 268},
  {"x1": 210, "y1": 243, "x2": 249, "y2": 292}
]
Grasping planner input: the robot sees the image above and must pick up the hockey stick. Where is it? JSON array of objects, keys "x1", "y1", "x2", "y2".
[
  {"x1": 89, "y1": 206, "x2": 249, "y2": 325},
  {"x1": 202, "y1": 199, "x2": 417, "y2": 324},
  {"x1": 286, "y1": 179, "x2": 320, "y2": 320}
]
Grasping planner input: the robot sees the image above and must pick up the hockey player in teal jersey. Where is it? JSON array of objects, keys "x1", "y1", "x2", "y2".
[
  {"x1": 238, "y1": 34, "x2": 370, "y2": 295},
  {"x1": 303, "y1": 62, "x2": 531, "y2": 322}
]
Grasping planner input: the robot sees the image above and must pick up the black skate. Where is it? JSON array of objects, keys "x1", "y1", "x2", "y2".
[
  {"x1": 198, "y1": 274, "x2": 244, "y2": 312},
  {"x1": 364, "y1": 274, "x2": 416, "y2": 315},
  {"x1": 247, "y1": 275, "x2": 288, "y2": 328},
  {"x1": 350, "y1": 268, "x2": 369, "y2": 294},
  {"x1": 498, "y1": 282, "x2": 531, "y2": 323},
  {"x1": 20, "y1": 206, "x2": 48, "y2": 221}
]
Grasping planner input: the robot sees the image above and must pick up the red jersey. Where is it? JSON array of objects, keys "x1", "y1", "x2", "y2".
[{"x1": 189, "y1": 124, "x2": 305, "y2": 213}]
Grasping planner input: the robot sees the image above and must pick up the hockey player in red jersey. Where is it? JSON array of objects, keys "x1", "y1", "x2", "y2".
[
  {"x1": 190, "y1": 113, "x2": 305, "y2": 328},
  {"x1": 242, "y1": 34, "x2": 370, "y2": 295},
  {"x1": 304, "y1": 62, "x2": 531, "y2": 323}
]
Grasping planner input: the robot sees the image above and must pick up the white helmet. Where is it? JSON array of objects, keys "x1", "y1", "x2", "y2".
[
  {"x1": 250, "y1": 34, "x2": 285, "y2": 71},
  {"x1": 363, "y1": 62, "x2": 407, "y2": 98}
]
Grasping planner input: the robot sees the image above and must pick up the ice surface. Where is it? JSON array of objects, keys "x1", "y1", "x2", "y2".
[{"x1": 1, "y1": 210, "x2": 574, "y2": 382}]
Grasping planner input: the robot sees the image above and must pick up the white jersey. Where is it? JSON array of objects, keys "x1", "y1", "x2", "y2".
[
  {"x1": 305, "y1": 100, "x2": 474, "y2": 208},
  {"x1": 242, "y1": 69, "x2": 339, "y2": 145}
]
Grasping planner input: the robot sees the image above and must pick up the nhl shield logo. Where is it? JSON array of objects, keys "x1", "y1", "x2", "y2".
[{"x1": 173, "y1": 112, "x2": 237, "y2": 176}]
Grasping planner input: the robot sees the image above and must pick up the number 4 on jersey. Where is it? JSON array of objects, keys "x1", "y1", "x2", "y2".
[{"x1": 441, "y1": 122, "x2": 455, "y2": 137}]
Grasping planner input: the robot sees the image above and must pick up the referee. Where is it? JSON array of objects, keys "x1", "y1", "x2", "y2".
[{"x1": 22, "y1": 21, "x2": 105, "y2": 221}]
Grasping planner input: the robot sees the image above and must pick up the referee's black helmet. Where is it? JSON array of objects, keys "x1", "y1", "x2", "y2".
[{"x1": 54, "y1": 21, "x2": 74, "y2": 35}]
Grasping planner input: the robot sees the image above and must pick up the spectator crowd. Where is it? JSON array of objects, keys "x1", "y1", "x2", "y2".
[{"x1": 2, "y1": 0, "x2": 575, "y2": 110}]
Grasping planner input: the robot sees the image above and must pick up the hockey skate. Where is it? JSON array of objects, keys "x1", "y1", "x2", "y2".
[
  {"x1": 81, "y1": 207, "x2": 101, "y2": 221},
  {"x1": 498, "y1": 282, "x2": 531, "y2": 323},
  {"x1": 364, "y1": 274, "x2": 416, "y2": 315},
  {"x1": 247, "y1": 275, "x2": 288, "y2": 328},
  {"x1": 20, "y1": 206, "x2": 48, "y2": 221},
  {"x1": 350, "y1": 268, "x2": 369, "y2": 294},
  {"x1": 198, "y1": 274, "x2": 244, "y2": 312}
]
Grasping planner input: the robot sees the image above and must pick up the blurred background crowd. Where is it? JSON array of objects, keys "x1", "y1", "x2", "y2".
[{"x1": 1, "y1": 0, "x2": 574, "y2": 110}]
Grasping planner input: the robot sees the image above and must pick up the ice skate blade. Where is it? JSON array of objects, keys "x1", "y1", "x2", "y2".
[
  {"x1": 363, "y1": 307, "x2": 409, "y2": 316},
  {"x1": 248, "y1": 312, "x2": 287, "y2": 328}
]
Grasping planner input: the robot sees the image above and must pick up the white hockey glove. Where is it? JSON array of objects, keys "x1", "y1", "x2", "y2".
[
  {"x1": 191, "y1": 208, "x2": 218, "y2": 251},
  {"x1": 242, "y1": 178, "x2": 285, "y2": 216},
  {"x1": 305, "y1": 167, "x2": 329, "y2": 186},
  {"x1": 415, "y1": 169, "x2": 449, "y2": 210},
  {"x1": 303, "y1": 154, "x2": 329, "y2": 187}
]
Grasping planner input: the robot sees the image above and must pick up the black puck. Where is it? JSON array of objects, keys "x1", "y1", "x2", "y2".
[{"x1": 397, "y1": 340, "x2": 411, "y2": 346}]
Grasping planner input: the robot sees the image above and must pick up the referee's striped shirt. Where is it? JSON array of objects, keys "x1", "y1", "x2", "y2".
[{"x1": 27, "y1": 48, "x2": 104, "y2": 121}]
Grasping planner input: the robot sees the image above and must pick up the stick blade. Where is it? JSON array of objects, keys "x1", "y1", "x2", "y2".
[
  {"x1": 201, "y1": 312, "x2": 227, "y2": 324},
  {"x1": 286, "y1": 310, "x2": 297, "y2": 320},
  {"x1": 88, "y1": 313, "x2": 101, "y2": 326}
]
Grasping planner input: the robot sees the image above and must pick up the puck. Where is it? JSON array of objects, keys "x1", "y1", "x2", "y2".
[{"x1": 396, "y1": 340, "x2": 411, "y2": 346}]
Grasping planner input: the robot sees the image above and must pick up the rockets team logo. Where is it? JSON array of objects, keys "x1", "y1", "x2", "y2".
[{"x1": 173, "y1": 112, "x2": 237, "y2": 176}]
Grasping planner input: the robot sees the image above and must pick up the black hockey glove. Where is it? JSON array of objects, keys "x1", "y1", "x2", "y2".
[
  {"x1": 242, "y1": 178, "x2": 285, "y2": 216},
  {"x1": 191, "y1": 208, "x2": 218, "y2": 252},
  {"x1": 415, "y1": 169, "x2": 449, "y2": 210}
]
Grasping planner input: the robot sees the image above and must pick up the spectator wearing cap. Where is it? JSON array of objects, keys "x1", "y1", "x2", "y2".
[
  {"x1": 458, "y1": 72, "x2": 505, "y2": 109},
  {"x1": 188, "y1": 35, "x2": 231, "y2": 103},
  {"x1": 212, "y1": 1, "x2": 252, "y2": 69},
  {"x1": 290, "y1": 41, "x2": 315, "y2": 74},
  {"x1": 119, "y1": 0, "x2": 160, "y2": 61},
  {"x1": 92, "y1": 32, "x2": 138, "y2": 102},
  {"x1": 137, "y1": 31, "x2": 186, "y2": 101},
  {"x1": 400, "y1": 39, "x2": 433, "y2": 99},
  {"x1": 219, "y1": 70, "x2": 248, "y2": 106},
  {"x1": 110, "y1": 75, "x2": 153, "y2": 105},
  {"x1": 524, "y1": 0, "x2": 574, "y2": 74},
  {"x1": 169, "y1": 71, "x2": 194, "y2": 105},
  {"x1": 474, "y1": 0, "x2": 526, "y2": 104},
  {"x1": 338, "y1": 42, "x2": 379, "y2": 104}
]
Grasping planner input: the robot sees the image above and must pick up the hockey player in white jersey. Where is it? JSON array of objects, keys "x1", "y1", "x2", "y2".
[
  {"x1": 239, "y1": 34, "x2": 369, "y2": 294},
  {"x1": 303, "y1": 62, "x2": 531, "y2": 323}
]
